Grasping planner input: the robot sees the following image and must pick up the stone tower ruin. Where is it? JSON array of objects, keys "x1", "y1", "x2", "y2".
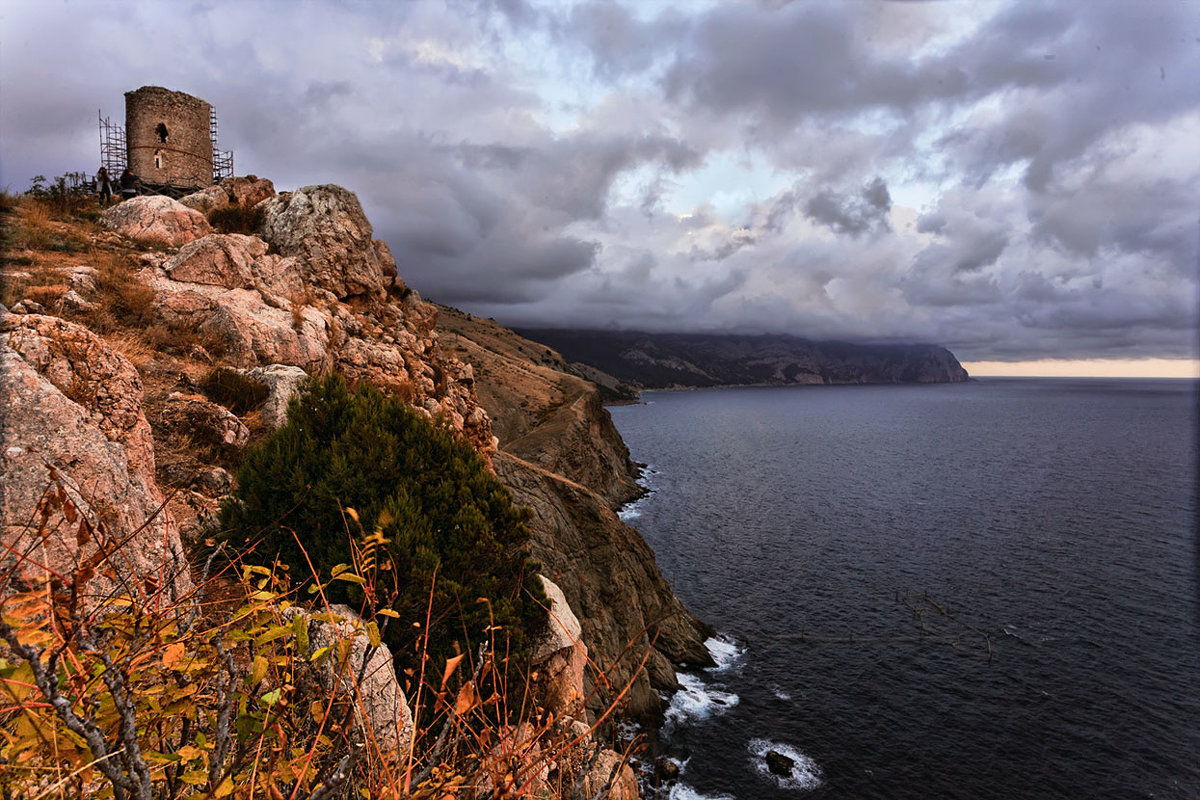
[
  {"x1": 100, "y1": 86, "x2": 233, "y2": 193},
  {"x1": 126, "y1": 86, "x2": 213, "y2": 189}
]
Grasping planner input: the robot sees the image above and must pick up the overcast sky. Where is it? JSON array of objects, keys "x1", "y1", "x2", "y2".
[{"x1": 2, "y1": 0, "x2": 1198, "y2": 364}]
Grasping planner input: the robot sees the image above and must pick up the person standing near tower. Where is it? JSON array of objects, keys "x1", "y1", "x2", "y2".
[
  {"x1": 119, "y1": 168, "x2": 139, "y2": 201},
  {"x1": 95, "y1": 166, "x2": 112, "y2": 206}
]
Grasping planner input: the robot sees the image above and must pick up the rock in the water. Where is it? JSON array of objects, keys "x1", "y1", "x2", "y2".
[
  {"x1": 258, "y1": 185, "x2": 396, "y2": 300},
  {"x1": 102, "y1": 195, "x2": 213, "y2": 248},
  {"x1": 245, "y1": 364, "x2": 308, "y2": 429},
  {"x1": 766, "y1": 749, "x2": 795, "y2": 776},
  {"x1": 0, "y1": 314, "x2": 192, "y2": 599}
]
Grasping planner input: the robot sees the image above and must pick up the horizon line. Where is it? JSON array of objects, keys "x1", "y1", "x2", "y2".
[{"x1": 962, "y1": 358, "x2": 1200, "y2": 379}]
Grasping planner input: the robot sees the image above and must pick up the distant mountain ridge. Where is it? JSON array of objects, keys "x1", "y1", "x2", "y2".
[{"x1": 514, "y1": 329, "x2": 970, "y2": 388}]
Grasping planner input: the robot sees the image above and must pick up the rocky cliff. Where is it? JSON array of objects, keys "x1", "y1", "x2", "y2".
[
  {"x1": 1, "y1": 180, "x2": 712, "y2": 733},
  {"x1": 436, "y1": 306, "x2": 714, "y2": 721},
  {"x1": 518, "y1": 329, "x2": 970, "y2": 388}
]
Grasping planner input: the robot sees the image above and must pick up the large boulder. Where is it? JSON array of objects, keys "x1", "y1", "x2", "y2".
[
  {"x1": 157, "y1": 392, "x2": 250, "y2": 451},
  {"x1": 0, "y1": 313, "x2": 192, "y2": 600},
  {"x1": 150, "y1": 283, "x2": 332, "y2": 372},
  {"x1": 163, "y1": 233, "x2": 304, "y2": 299},
  {"x1": 177, "y1": 185, "x2": 228, "y2": 215},
  {"x1": 533, "y1": 576, "x2": 588, "y2": 721},
  {"x1": 221, "y1": 175, "x2": 275, "y2": 208},
  {"x1": 285, "y1": 605, "x2": 413, "y2": 759},
  {"x1": 258, "y1": 185, "x2": 397, "y2": 300},
  {"x1": 179, "y1": 176, "x2": 275, "y2": 215},
  {"x1": 244, "y1": 364, "x2": 309, "y2": 429},
  {"x1": 102, "y1": 195, "x2": 212, "y2": 248}
]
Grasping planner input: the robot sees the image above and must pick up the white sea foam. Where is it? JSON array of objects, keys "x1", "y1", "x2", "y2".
[
  {"x1": 664, "y1": 672, "x2": 739, "y2": 729},
  {"x1": 770, "y1": 684, "x2": 792, "y2": 701},
  {"x1": 618, "y1": 465, "x2": 658, "y2": 522},
  {"x1": 618, "y1": 500, "x2": 646, "y2": 522},
  {"x1": 747, "y1": 738, "x2": 822, "y2": 791},
  {"x1": 703, "y1": 635, "x2": 745, "y2": 673},
  {"x1": 667, "y1": 784, "x2": 735, "y2": 800}
]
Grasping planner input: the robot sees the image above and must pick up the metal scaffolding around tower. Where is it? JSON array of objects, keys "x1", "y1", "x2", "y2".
[
  {"x1": 98, "y1": 110, "x2": 126, "y2": 175},
  {"x1": 210, "y1": 108, "x2": 234, "y2": 181}
]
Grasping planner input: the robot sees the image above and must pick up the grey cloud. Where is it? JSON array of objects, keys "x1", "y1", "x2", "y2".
[
  {"x1": 2, "y1": 0, "x2": 1197, "y2": 365},
  {"x1": 302, "y1": 81, "x2": 353, "y2": 107},
  {"x1": 452, "y1": 133, "x2": 700, "y2": 220},
  {"x1": 803, "y1": 177, "x2": 892, "y2": 236},
  {"x1": 566, "y1": 1, "x2": 687, "y2": 78}
]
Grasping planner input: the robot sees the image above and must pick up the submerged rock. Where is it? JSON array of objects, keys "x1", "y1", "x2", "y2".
[{"x1": 767, "y1": 749, "x2": 795, "y2": 776}]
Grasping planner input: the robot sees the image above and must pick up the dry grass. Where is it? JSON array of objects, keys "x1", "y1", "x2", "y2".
[
  {"x1": 0, "y1": 477, "x2": 645, "y2": 800},
  {"x1": 101, "y1": 330, "x2": 161, "y2": 372},
  {"x1": 87, "y1": 249, "x2": 156, "y2": 329}
]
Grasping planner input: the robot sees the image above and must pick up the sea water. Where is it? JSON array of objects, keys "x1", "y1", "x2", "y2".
[{"x1": 609, "y1": 379, "x2": 1199, "y2": 800}]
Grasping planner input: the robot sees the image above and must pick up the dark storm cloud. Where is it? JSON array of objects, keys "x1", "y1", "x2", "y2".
[
  {"x1": 1, "y1": 0, "x2": 1196, "y2": 365},
  {"x1": 453, "y1": 133, "x2": 700, "y2": 219},
  {"x1": 803, "y1": 177, "x2": 892, "y2": 237}
]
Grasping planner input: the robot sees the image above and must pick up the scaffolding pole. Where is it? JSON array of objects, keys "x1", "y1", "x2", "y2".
[
  {"x1": 210, "y1": 107, "x2": 234, "y2": 181},
  {"x1": 98, "y1": 110, "x2": 126, "y2": 176}
]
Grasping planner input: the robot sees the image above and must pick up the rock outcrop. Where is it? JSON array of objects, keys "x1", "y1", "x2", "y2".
[
  {"x1": 0, "y1": 313, "x2": 192, "y2": 600},
  {"x1": 244, "y1": 363, "x2": 309, "y2": 429},
  {"x1": 259, "y1": 185, "x2": 398, "y2": 301},
  {"x1": 533, "y1": 576, "x2": 588, "y2": 721},
  {"x1": 179, "y1": 176, "x2": 276, "y2": 215},
  {"x1": 285, "y1": 604, "x2": 413, "y2": 759},
  {"x1": 580, "y1": 750, "x2": 639, "y2": 800},
  {"x1": 437, "y1": 307, "x2": 641, "y2": 507},
  {"x1": 101, "y1": 195, "x2": 213, "y2": 247},
  {"x1": 137, "y1": 211, "x2": 494, "y2": 455},
  {"x1": 437, "y1": 308, "x2": 713, "y2": 723}
]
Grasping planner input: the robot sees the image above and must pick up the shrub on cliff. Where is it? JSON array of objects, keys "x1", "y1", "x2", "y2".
[{"x1": 219, "y1": 374, "x2": 545, "y2": 671}]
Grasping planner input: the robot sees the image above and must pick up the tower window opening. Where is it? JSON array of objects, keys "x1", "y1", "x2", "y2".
[
  {"x1": 154, "y1": 150, "x2": 163, "y2": 169},
  {"x1": 156, "y1": 122, "x2": 168, "y2": 143}
]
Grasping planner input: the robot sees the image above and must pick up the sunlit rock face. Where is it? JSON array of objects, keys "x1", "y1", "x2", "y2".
[
  {"x1": 259, "y1": 184, "x2": 399, "y2": 301},
  {"x1": 102, "y1": 195, "x2": 213, "y2": 248},
  {"x1": 0, "y1": 313, "x2": 192, "y2": 600}
]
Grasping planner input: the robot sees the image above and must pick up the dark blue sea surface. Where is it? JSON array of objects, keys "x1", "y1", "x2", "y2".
[{"x1": 607, "y1": 379, "x2": 1199, "y2": 800}]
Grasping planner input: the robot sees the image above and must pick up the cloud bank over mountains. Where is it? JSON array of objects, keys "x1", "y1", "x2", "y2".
[{"x1": 2, "y1": 0, "x2": 1197, "y2": 361}]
